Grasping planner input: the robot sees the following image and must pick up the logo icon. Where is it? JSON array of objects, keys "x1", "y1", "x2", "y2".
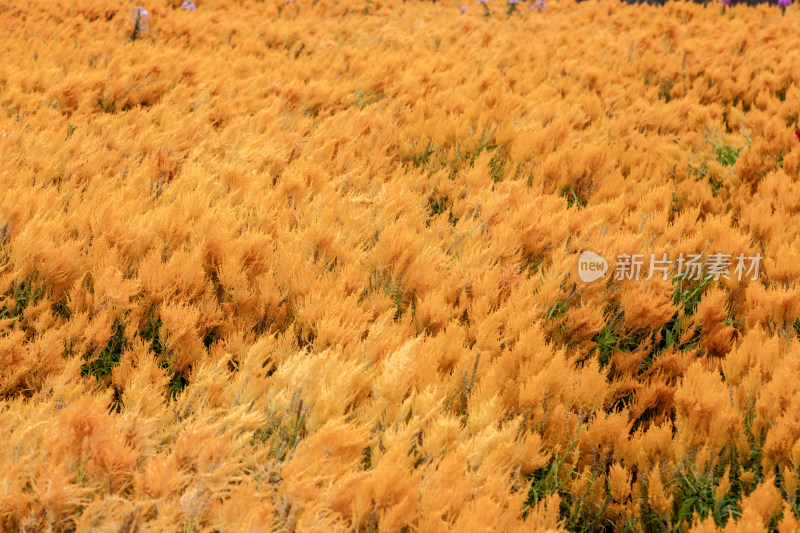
[{"x1": 578, "y1": 251, "x2": 608, "y2": 283}]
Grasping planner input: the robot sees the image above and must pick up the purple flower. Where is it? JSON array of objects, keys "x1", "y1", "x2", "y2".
[
  {"x1": 534, "y1": 0, "x2": 545, "y2": 8},
  {"x1": 131, "y1": 6, "x2": 149, "y2": 20},
  {"x1": 130, "y1": 6, "x2": 149, "y2": 40},
  {"x1": 719, "y1": 0, "x2": 731, "y2": 5},
  {"x1": 181, "y1": 0, "x2": 196, "y2": 9},
  {"x1": 509, "y1": 0, "x2": 518, "y2": 3},
  {"x1": 478, "y1": 0, "x2": 487, "y2": 4},
  {"x1": 778, "y1": 0, "x2": 791, "y2": 6},
  {"x1": 460, "y1": 6, "x2": 468, "y2": 11}
]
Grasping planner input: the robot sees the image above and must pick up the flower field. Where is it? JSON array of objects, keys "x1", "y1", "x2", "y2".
[{"x1": 2, "y1": 0, "x2": 800, "y2": 530}]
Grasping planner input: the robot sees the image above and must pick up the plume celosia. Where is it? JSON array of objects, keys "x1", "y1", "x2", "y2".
[{"x1": 1, "y1": 0, "x2": 800, "y2": 530}]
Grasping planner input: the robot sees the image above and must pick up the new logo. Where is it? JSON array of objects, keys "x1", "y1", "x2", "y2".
[{"x1": 578, "y1": 251, "x2": 608, "y2": 283}]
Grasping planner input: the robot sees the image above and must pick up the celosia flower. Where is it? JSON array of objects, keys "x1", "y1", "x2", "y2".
[
  {"x1": 181, "y1": 1, "x2": 197, "y2": 9},
  {"x1": 608, "y1": 464, "x2": 631, "y2": 502},
  {"x1": 795, "y1": 130, "x2": 800, "y2": 142}
]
